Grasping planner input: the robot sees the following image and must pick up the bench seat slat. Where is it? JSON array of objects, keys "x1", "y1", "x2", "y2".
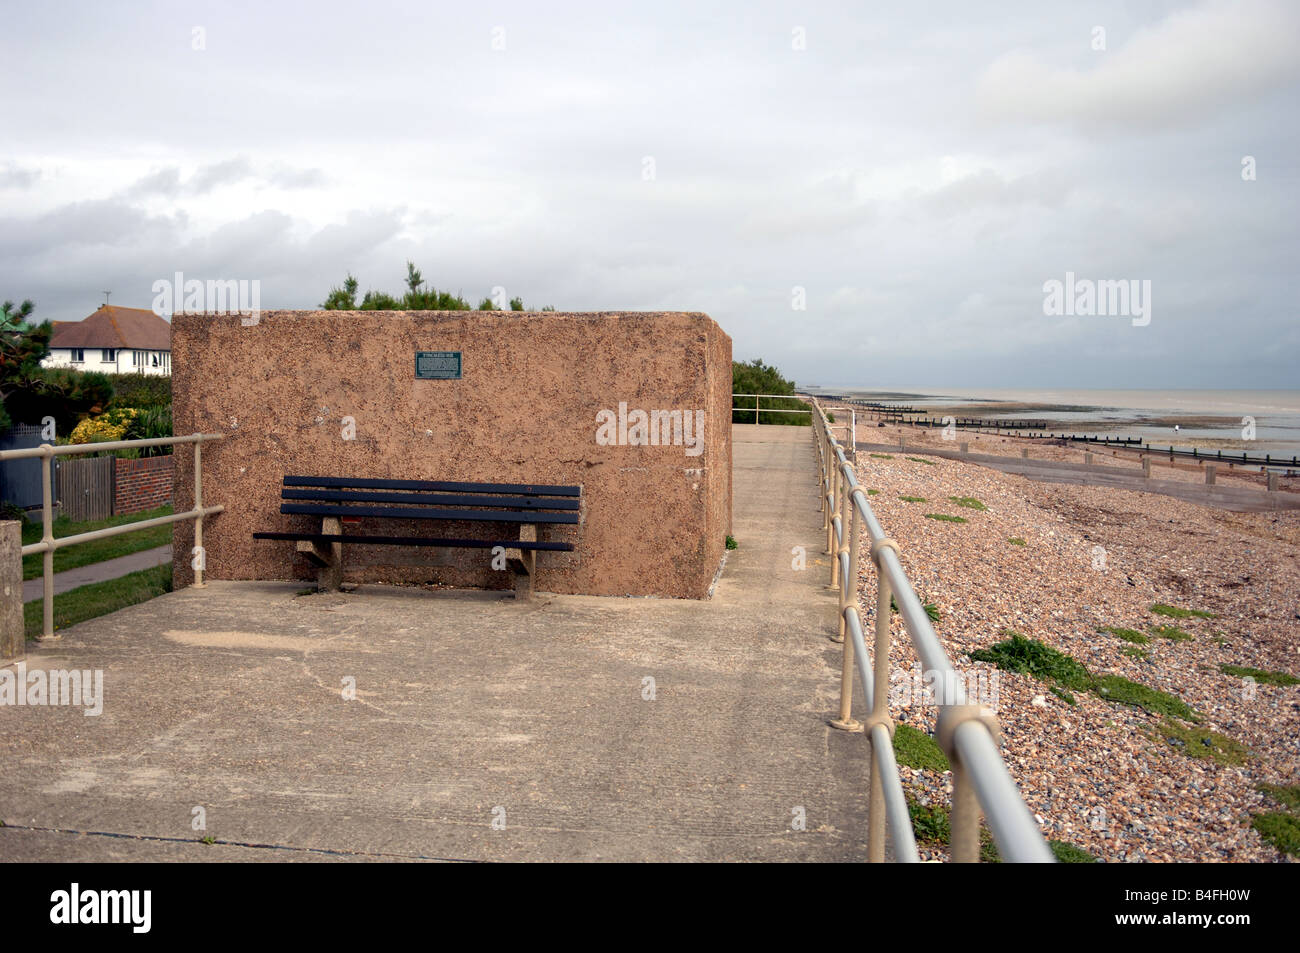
[
  {"x1": 280, "y1": 502, "x2": 580, "y2": 524},
  {"x1": 253, "y1": 532, "x2": 574, "y2": 552},
  {"x1": 281, "y1": 488, "x2": 581, "y2": 510},
  {"x1": 284, "y1": 475, "x2": 580, "y2": 497}
]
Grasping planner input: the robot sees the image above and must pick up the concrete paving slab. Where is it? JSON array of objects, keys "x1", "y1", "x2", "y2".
[{"x1": 0, "y1": 426, "x2": 876, "y2": 862}]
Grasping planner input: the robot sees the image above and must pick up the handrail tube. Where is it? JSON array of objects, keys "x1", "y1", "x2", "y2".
[
  {"x1": 870, "y1": 724, "x2": 920, "y2": 863},
  {"x1": 812, "y1": 397, "x2": 1053, "y2": 863},
  {"x1": 955, "y1": 722, "x2": 1053, "y2": 862},
  {"x1": 0, "y1": 431, "x2": 225, "y2": 640},
  {"x1": 0, "y1": 432, "x2": 224, "y2": 461},
  {"x1": 21, "y1": 505, "x2": 225, "y2": 556}
]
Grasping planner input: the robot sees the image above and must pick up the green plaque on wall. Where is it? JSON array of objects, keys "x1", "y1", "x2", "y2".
[{"x1": 415, "y1": 351, "x2": 462, "y2": 380}]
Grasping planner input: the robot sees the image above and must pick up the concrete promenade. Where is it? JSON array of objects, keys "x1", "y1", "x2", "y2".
[{"x1": 0, "y1": 426, "x2": 874, "y2": 862}]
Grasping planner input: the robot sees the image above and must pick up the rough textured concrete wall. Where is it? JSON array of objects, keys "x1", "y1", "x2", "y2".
[
  {"x1": 172, "y1": 311, "x2": 731, "y2": 598},
  {"x1": 0, "y1": 521, "x2": 22, "y2": 661},
  {"x1": 115, "y1": 456, "x2": 173, "y2": 515}
]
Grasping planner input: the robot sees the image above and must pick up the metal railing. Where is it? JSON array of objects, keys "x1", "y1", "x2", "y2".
[
  {"x1": 808, "y1": 397, "x2": 1053, "y2": 863},
  {"x1": 0, "y1": 433, "x2": 225, "y2": 640},
  {"x1": 733, "y1": 393, "x2": 855, "y2": 453}
]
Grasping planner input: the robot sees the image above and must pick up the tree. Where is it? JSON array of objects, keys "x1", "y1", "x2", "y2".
[
  {"x1": 731, "y1": 358, "x2": 809, "y2": 426},
  {"x1": 0, "y1": 299, "x2": 113, "y2": 432},
  {"x1": 0, "y1": 298, "x2": 35, "y2": 333},
  {"x1": 320, "y1": 265, "x2": 554, "y2": 312},
  {"x1": 321, "y1": 275, "x2": 359, "y2": 310}
]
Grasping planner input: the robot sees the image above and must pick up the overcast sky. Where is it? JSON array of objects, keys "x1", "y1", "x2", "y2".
[{"x1": 2, "y1": 0, "x2": 1296, "y2": 389}]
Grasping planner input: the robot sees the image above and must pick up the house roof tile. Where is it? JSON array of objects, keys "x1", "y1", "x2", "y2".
[{"x1": 49, "y1": 306, "x2": 171, "y2": 351}]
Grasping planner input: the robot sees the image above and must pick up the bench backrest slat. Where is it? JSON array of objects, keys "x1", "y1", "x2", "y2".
[
  {"x1": 281, "y1": 502, "x2": 580, "y2": 525},
  {"x1": 285, "y1": 475, "x2": 580, "y2": 497},
  {"x1": 282, "y1": 488, "x2": 581, "y2": 511}
]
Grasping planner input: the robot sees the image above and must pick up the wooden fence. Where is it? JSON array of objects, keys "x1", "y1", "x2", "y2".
[{"x1": 54, "y1": 456, "x2": 115, "y2": 521}]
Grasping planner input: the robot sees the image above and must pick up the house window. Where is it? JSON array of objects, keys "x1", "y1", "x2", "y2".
[
  {"x1": 70, "y1": 348, "x2": 84, "y2": 363},
  {"x1": 101, "y1": 349, "x2": 115, "y2": 362}
]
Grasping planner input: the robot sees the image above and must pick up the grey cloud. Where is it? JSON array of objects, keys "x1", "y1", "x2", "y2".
[{"x1": 0, "y1": 161, "x2": 41, "y2": 189}]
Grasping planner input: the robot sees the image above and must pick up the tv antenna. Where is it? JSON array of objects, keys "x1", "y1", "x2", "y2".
[{"x1": 102, "y1": 291, "x2": 111, "y2": 306}]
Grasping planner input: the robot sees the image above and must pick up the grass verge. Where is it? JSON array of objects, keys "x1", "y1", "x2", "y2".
[
  {"x1": 21, "y1": 506, "x2": 174, "y2": 580},
  {"x1": 24, "y1": 563, "x2": 173, "y2": 639}
]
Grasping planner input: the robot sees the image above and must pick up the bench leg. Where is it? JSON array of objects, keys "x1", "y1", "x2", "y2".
[
  {"x1": 314, "y1": 516, "x2": 344, "y2": 591},
  {"x1": 512, "y1": 550, "x2": 536, "y2": 600},
  {"x1": 506, "y1": 524, "x2": 538, "y2": 601}
]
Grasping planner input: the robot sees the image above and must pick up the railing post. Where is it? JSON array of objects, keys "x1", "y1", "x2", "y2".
[
  {"x1": 192, "y1": 437, "x2": 206, "y2": 589},
  {"x1": 936, "y1": 705, "x2": 1002, "y2": 863},
  {"x1": 39, "y1": 446, "x2": 56, "y2": 641},
  {"x1": 755, "y1": 395, "x2": 760, "y2": 425}
]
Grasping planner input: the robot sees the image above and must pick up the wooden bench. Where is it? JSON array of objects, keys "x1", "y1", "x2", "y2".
[{"x1": 252, "y1": 475, "x2": 580, "y2": 599}]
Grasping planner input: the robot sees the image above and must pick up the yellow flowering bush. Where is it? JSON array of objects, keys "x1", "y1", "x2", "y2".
[{"x1": 68, "y1": 407, "x2": 139, "y2": 444}]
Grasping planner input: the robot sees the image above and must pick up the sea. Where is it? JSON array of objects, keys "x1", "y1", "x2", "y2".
[{"x1": 802, "y1": 387, "x2": 1300, "y2": 456}]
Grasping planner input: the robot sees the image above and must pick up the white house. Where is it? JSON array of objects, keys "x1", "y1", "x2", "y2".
[{"x1": 43, "y1": 305, "x2": 172, "y2": 375}]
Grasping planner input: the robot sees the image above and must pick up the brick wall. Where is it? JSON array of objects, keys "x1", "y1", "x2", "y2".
[{"x1": 114, "y1": 455, "x2": 174, "y2": 515}]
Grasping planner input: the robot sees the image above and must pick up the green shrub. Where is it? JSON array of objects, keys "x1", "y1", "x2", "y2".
[
  {"x1": 972, "y1": 632, "x2": 1200, "y2": 723},
  {"x1": 730, "y1": 359, "x2": 809, "y2": 426},
  {"x1": 105, "y1": 372, "x2": 171, "y2": 409},
  {"x1": 1150, "y1": 624, "x2": 1193, "y2": 642},
  {"x1": 970, "y1": 632, "x2": 1093, "y2": 693},
  {"x1": 1008, "y1": 537, "x2": 1026, "y2": 546}
]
